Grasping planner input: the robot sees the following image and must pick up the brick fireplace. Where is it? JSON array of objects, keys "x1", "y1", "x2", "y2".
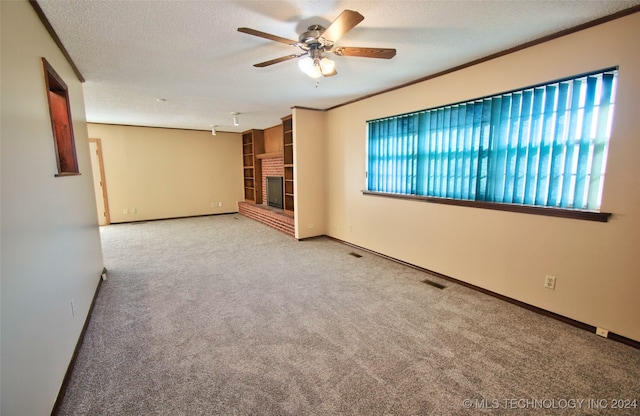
[
  {"x1": 261, "y1": 157, "x2": 284, "y2": 201},
  {"x1": 239, "y1": 155, "x2": 294, "y2": 237}
]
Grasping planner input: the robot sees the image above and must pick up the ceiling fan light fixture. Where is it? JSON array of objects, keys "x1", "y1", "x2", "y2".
[
  {"x1": 298, "y1": 56, "x2": 322, "y2": 79},
  {"x1": 319, "y1": 57, "x2": 335, "y2": 76}
]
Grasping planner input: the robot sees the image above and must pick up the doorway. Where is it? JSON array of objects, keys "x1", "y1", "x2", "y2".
[{"x1": 88, "y1": 138, "x2": 110, "y2": 225}]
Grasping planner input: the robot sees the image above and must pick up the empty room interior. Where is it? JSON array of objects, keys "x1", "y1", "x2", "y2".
[{"x1": 2, "y1": 1, "x2": 640, "y2": 414}]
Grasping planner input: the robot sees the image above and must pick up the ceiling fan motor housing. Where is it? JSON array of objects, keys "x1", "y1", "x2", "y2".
[{"x1": 299, "y1": 25, "x2": 331, "y2": 51}]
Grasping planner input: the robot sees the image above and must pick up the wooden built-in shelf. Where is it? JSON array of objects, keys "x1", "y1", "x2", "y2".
[
  {"x1": 242, "y1": 129, "x2": 264, "y2": 204},
  {"x1": 255, "y1": 152, "x2": 284, "y2": 159},
  {"x1": 282, "y1": 115, "x2": 294, "y2": 212}
]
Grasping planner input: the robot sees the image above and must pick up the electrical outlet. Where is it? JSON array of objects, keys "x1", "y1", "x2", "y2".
[
  {"x1": 132, "y1": 208, "x2": 137, "y2": 214},
  {"x1": 70, "y1": 299, "x2": 76, "y2": 317},
  {"x1": 596, "y1": 327, "x2": 609, "y2": 338},
  {"x1": 123, "y1": 209, "x2": 129, "y2": 215},
  {"x1": 544, "y1": 275, "x2": 556, "y2": 290},
  {"x1": 218, "y1": 202, "x2": 223, "y2": 207}
]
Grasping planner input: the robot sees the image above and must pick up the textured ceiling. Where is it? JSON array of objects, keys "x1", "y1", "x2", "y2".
[{"x1": 36, "y1": 0, "x2": 640, "y2": 132}]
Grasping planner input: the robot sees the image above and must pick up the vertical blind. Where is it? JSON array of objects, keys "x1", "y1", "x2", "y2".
[{"x1": 367, "y1": 68, "x2": 618, "y2": 211}]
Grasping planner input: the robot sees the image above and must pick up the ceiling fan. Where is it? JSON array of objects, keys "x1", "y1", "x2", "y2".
[{"x1": 238, "y1": 10, "x2": 396, "y2": 79}]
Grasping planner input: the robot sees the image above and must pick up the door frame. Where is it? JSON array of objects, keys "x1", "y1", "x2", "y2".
[{"x1": 88, "y1": 138, "x2": 110, "y2": 225}]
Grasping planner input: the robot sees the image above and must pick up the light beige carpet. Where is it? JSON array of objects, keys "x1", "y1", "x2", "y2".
[{"x1": 57, "y1": 215, "x2": 640, "y2": 415}]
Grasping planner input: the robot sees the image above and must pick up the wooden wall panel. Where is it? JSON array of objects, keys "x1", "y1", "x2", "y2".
[{"x1": 264, "y1": 124, "x2": 283, "y2": 154}]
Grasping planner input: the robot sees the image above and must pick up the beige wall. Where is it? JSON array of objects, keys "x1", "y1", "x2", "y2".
[
  {"x1": 0, "y1": 1, "x2": 105, "y2": 414},
  {"x1": 293, "y1": 108, "x2": 327, "y2": 239},
  {"x1": 324, "y1": 13, "x2": 640, "y2": 342},
  {"x1": 87, "y1": 124, "x2": 244, "y2": 223}
]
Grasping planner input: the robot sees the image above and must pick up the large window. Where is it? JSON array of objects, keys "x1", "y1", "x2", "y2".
[{"x1": 366, "y1": 68, "x2": 617, "y2": 220}]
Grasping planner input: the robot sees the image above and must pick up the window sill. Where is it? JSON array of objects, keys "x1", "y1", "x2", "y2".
[
  {"x1": 361, "y1": 190, "x2": 611, "y2": 222},
  {"x1": 55, "y1": 172, "x2": 81, "y2": 177}
]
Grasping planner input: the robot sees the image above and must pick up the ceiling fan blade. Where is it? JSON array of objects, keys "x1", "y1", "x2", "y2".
[
  {"x1": 331, "y1": 46, "x2": 396, "y2": 59},
  {"x1": 238, "y1": 27, "x2": 298, "y2": 46},
  {"x1": 320, "y1": 10, "x2": 364, "y2": 42},
  {"x1": 253, "y1": 54, "x2": 304, "y2": 67}
]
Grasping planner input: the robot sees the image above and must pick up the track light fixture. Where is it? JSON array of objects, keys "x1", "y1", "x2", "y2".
[{"x1": 232, "y1": 112, "x2": 240, "y2": 126}]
